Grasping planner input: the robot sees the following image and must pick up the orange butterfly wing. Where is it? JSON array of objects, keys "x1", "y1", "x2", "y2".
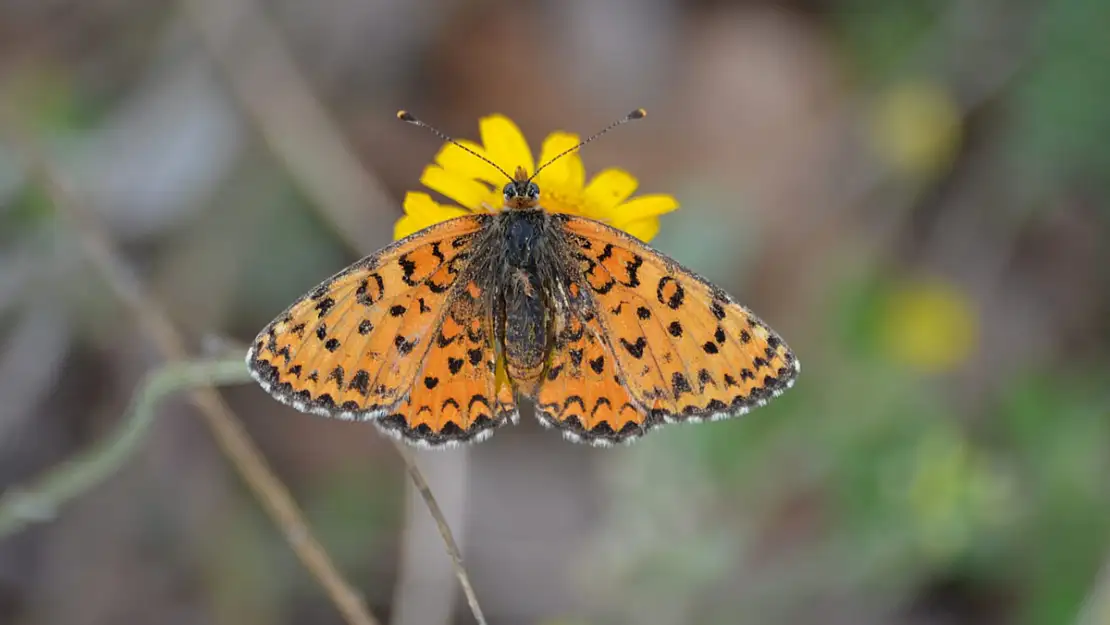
[
  {"x1": 536, "y1": 215, "x2": 799, "y2": 444},
  {"x1": 247, "y1": 215, "x2": 517, "y2": 447},
  {"x1": 376, "y1": 278, "x2": 518, "y2": 445},
  {"x1": 535, "y1": 292, "x2": 648, "y2": 445}
]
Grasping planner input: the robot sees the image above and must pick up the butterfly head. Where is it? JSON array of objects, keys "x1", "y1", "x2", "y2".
[{"x1": 503, "y1": 166, "x2": 541, "y2": 210}]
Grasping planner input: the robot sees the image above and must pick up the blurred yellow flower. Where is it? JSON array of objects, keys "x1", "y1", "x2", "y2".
[
  {"x1": 395, "y1": 114, "x2": 679, "y2": 241},
  {"x1": 879, "y1": 278, "x2": 978, "y2": 372},
  {"x1": 870, "y1": 80, "x2": 962, "y2": 178}
]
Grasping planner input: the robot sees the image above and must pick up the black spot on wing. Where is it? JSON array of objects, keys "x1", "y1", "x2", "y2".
[
  {"x1": 710, "y1": 299, "x2": 727, "y2": 320},
  {"x1": 398, "y1": 253, "x2": 418, "y2": 286},
  {"x1": 622, "y1": 256, "x2": 643, "y2": 288},
  {"x1": 325, "y1": 366, "x2": 345, "y2": 389},
  {"x1": 349, "y1": 370, "x2": 370, "y2": 396},
  {"x1": 656, "y1": 276, "x2": 685, "y2": 310},
  {"x1": 467, "y1": 348, "x2": 484, "y2": 366},
  {"x1": 671, "y1": 372, "x2": 692, "y2": 397},
  {"x1": 620, "y1": 337, "x2": 647, "y2": 359},
  {"x1": 355, "y1": 274, "x2": 385, "y2": 306},
  {"x1": 589, "y1": 355, "x2": 605, "y2": 374},
  {"x1": 394, "y1": 335, "x2": 417, "y2": 355},
  {"x1": 697, "y1": 368, "x2": 713, "y2": 388},
  {"x1": 546, "y1": 364, "x2": 564, "y2": 381}
]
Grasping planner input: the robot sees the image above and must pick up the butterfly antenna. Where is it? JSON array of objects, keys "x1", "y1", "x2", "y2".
[
  {"x1": 397, "y1": 110, "x2": 515, "y2": 182},
  {"x1": 529, "y1": 108, "x2": 646, "y2": 182}
]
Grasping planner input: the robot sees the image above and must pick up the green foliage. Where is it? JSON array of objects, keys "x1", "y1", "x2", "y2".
[
  {"x1": 1006, "y1": 0, "x2": 1110, "y2": 201},
  {"x1": 832, "y1": 0, "x2": 956, "y2": 79}
]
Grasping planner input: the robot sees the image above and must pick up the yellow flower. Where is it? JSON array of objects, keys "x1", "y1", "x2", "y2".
[
  {"x1": 394, "y1": 114, "x2": 679, "y2": 241},
  {"x1": 869, "y1": 79, "x2": 962, "y2": 179},
  {"x1": 879, "y1": 278, "x2": 978, "y2": 372}
]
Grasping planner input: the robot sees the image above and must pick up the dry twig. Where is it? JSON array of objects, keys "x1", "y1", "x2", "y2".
[
  {"x1": 1, "y1": 118, "x2": 380, "y2": 625},
  {"x1": 178, "y1": 1, "x2": 486, "y2": 622}
]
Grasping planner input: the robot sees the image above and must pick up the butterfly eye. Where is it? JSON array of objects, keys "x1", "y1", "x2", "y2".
[
  {"x1": 502, "y1": 182, "x2": 516, "y2": 198},
  {"x1": 527, "y1": 183, "x2": 540, "y2": 199}
]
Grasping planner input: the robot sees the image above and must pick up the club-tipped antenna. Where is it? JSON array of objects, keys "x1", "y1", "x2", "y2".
[
  {"x1": 529, "y1": 108, "x2": 646, "y2": 182},
  {"x1": 397, "y1": 110, "x2": 516, "y2": 182}
]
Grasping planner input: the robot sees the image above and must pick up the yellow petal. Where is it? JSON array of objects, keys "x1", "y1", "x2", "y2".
[
  {"x1": 480, "y1": 115, "x2": 534, "y2": 176},
  {"x1": 610, "y1": 194, "x2": 679, "y2": 225},
  {"x1": 394, "y1": 192, "x2": 468, "y2": 240},
  {"x1": 435, "y1": 139, "x2": 509, "y2": 186},
  {"x1": 420, "y1": 165, "x2": 493, "y2": 210},
  {"x1": 534, "y1": 132, "x2": 585, "y2": 191},
  {"x1": 583, "y1": 168, "x2": 638, "y2": 211},
  {"x1": 618, "y1": 217, "x2": 660, "y2": 242}
]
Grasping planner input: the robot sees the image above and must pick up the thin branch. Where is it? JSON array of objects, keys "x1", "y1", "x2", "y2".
[
  {"x1": 392, "y1": 443, "x2": 488, "y2": 625},
  {"x1": 0, "y1": 357, "x2": 250, "y2": 538},
  {"x1": 0, "y1": 118, "x2": 381, "y2": 625},
  {"x1": 176, "y1": 1, "x2": 486, "y2": 623},
  {"x1": 180, "y1": 0, "x2": 392, "y2": 254}
]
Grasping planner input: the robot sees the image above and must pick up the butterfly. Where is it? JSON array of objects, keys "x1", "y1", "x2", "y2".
[{"x1": 247, "y1": 110, "x2": 799, "y2": 447}]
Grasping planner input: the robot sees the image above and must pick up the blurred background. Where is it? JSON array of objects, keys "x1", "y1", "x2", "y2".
[{"x1": 1, "y1": 0, "x2": 1109, "y2": 624}]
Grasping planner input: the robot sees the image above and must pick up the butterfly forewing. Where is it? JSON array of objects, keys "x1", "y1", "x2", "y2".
[{"x1": 247, "y1": 214, "x2": 517, "y2": 446}]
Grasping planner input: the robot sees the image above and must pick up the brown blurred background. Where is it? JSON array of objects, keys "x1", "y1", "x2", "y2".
[{"x1": 1, "y1": 0, "x2": 1108, "y2": 624}]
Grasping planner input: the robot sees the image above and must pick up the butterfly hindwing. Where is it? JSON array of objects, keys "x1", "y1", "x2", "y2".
[
  {"x1": 535, "y1": 284, "x2": 655, "y2": 445},
  {"x1": 377, "y1": 277, "x2": 518, "y2": 446},
  {"x1": 248, "y1": 214, "x2": 516, "y2": 445},
  {"x1": 550, "y1": 215, "x2": 799, "y2": 430}
]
